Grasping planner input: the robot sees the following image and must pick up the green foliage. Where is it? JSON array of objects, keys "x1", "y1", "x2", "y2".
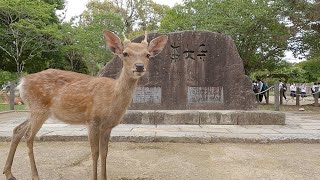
[
  {"x1": 280, "y1": 0, "x2": 320, "y2": 57},
  {"x1": 252, "y1": 61, "x2": 320, "y2": 84},
  {"x1": 43, "y1": 0, "x2": 65, "y2": 10},
  {"x1": 280, "y1": 65, "x2": 308, "y2": 83},
  {"x1": 159, "y1": 0, "x2": 290, "y2": 75},
  {"x1": 134, "y1": 0, "x2": 170, "y2": 31},
  {"x1": 0, "y1": 0, "x2": 63, "y2": 74},
  {"x1": 83, "y1": 0, "x2": 169, "y2": 34},
  {"x1": 159, "y1": 5, "x2": 193, "y2": 32},
  {"x1": 66, "y1": 0, "x2": 170, "y2": 75},
  {"x1": 75, "y1": 2, "x2": 125, "y2": 75},
  {"x1": 0, "y1": 0, "x2": 317, "y2": 80},
  {"x1": 0, "y1": 70, "x2": 17, "y2": 86},
  {"x1": 50, "y1": 23, "x2": 88, "y2": 74},
  {"x1": 298, "y1": 56, "x2": 320, "y2": 82},
  {"x1": 279, "y1": 0, "x2": 320, "y2": 81}
]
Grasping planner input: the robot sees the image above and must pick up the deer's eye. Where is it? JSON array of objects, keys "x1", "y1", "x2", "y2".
[
  {"x1": 146, "y1": 54, "x2": 151, "y2": 58},
  {"x1": 123, "y1": 52, "x2": 128, "y2": 57}
]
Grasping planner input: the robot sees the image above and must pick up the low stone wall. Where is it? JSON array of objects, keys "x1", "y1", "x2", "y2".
[{"x1": 122, "y1": 110, "x2": 285, "y2": 125}]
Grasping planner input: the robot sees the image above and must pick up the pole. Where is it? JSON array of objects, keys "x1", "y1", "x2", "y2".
[
  {"x1": 315, "y1": 87, "x2": 319, "y2": 107},
  {"x1": 280, "y1": 88, "x2": 283, "y2": 105},
  {"x1": 9, "y1": 81, "x2": 15, "y2": 110},
  {"x1": 266, "y1": 88, "x2": 269, "y2": 105},
  {"x1": 274, "y1": 82, "x2": 279, "y2": 111},
  {"x1": 296, "y1": 87, "x2": 300, "y2": 106}
]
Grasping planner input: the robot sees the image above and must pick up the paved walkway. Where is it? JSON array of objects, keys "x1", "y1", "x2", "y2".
[{"x1": 0, "y1": 111, "x2": 319, "y2": 143}]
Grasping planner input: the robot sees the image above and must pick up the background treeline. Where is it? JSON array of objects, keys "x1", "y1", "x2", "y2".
[{"x1": 0, "y1": 0, "x2": 319, "y2": 85}]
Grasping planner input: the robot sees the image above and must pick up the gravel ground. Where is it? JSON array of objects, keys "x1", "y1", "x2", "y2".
[{"x1": 1, "y1": 142, "x2": 320, "y2": 180}]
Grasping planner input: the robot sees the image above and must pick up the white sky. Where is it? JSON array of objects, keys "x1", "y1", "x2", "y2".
[
  {"x1": 60, "y1": 0, "x2": 302, "y2": 63},
  {"x1": 62, "y1": 0, "x2": 183, "y2": 21}
]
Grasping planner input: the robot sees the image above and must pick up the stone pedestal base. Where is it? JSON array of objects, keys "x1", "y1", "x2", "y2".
[{"x1": 122, "y1": 110, "x2": 285, "y2": 125}]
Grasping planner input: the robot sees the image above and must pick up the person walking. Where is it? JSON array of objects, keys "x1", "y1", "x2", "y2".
[
  {"x1": 257, "y1": 79, "x2": 264, "y2": 102},
  {"x1": 311, "y1": 82, "x2": 319, "y2": 99},
  {"x1": 252, "y1": 80, "x2": 259, "y2": 93},
  {"x1": 261, "y1": 80, "x2": 268, "y2": 102},
  {"x1": 290, "y1": 83, "x2": 296, "y2": 102},
  {"x1": 279, "y1": 80, "x2": 288, "y2": 102},
  {"x1": 300, "y1": 83, "x2": 306, "y2": 101},
  {"x1": 252, "y1": 80, "x2": 260, "y2": 102}
]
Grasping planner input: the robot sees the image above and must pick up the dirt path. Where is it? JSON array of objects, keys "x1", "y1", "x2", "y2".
[
  {"x1": 1, "y1": 142, "x2": 320, "y2": 180},
  {"x1": 261, "y1": 95, "x2": 316, "y2": 105}
]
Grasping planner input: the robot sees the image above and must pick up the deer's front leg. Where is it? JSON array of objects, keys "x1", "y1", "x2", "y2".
[
  {"x1": 100, "y1": 128, "x2": 112, "y2": 180},
  {"x1": 87, "y1": 122, "x2": 100, "y2": 180}
]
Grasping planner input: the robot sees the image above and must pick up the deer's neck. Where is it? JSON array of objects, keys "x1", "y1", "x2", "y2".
[{"x1": 113, "y1": 68, "x2": 138, "y2": 109}]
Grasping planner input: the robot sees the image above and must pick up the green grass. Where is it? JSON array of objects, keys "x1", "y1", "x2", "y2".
[
  {"x1": 0, "y1": 104, "x2": 27, "y2": 112},
  {"x1": 0, "y1": 95, "x2": 27, "y2": 112}
]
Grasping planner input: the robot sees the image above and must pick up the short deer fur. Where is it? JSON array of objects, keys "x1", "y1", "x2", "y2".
[{"x1": 3, "y1": 31, "x2": 168, "y2": 180}]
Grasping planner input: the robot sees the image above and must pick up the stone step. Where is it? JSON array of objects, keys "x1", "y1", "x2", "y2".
[{"x1": 122, "y1": 110, "x2": 285, "y2": 125}]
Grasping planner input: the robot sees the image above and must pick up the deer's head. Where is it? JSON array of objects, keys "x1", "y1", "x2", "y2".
[{"x1": 104, "y1": 31, "x2": 168, "y2": 79}]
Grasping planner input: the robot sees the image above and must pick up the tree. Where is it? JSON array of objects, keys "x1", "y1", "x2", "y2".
[
  {"x1": 134, "y1": 0, "x2": 170, "y2": 31},
  {"x1": 280, "y1": 0, "x2": 320, "y2": 81},
  {"x1": 66, "y1": 0, "x2": 171, "y2": 75},
  {"x1": 52, "y1": 23, "x2": 89, "y2": 74},
  {"x1": 0, "y1": 70, "x2": 17, "y2": 87},
  {"x1": 82, "y1": 0, "x2": 169, "y2": 34},
  {"x1": 0, "y1": 0, "x2": 63, "y2": 75},
  {"x1": 159, "y1": 0, "x2": 291, "y2": 75},
  {"x1": 298, "y1": 57, "x2": 320, "y2": 82},
  {"x1": 75, "y1": 2, "x2": 125, "y2": 75},
  {"x1": 279, "y1": 0, "x2": 320, "y2": 58}
]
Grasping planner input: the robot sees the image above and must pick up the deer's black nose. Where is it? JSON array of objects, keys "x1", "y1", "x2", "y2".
[{"x1": 135, "y1": 63, "x2": 144, "y2": 72}]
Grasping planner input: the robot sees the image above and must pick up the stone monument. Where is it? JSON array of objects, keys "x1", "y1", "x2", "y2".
[{"x1": 99, "y1": 30, "x2": 256, "y2": 110}]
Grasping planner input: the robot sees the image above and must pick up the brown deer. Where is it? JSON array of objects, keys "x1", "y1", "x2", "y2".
[
  {"x1": 3, "y1": 31, "x2": 168, "y2": 180},
  {"x1": 0, "y1": 90, "x2": 23, "y2": 105}
]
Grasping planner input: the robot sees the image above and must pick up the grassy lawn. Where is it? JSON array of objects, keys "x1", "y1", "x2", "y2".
[
  {"x1": 0, "y1": 104, "x2": 27, "y2": 112},
  {"x1": 0, "y1": 96, "x2": 27, "y2": 112}
]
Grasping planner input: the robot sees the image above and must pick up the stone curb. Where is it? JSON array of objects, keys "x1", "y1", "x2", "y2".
[
  {"x1": 1, "y1": 111, "x2": 318, "y2": 144},
  {"x1": 1, "y1": 110, "x2": 285, "y2": 125},
  {"x1": 1, "y1": 134, "x2": 319, "y2": 144}
]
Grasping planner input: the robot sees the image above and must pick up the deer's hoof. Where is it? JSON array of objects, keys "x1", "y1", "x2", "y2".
[{"x1": 8, "y1": 177, "x2": 17, "y2": 180}]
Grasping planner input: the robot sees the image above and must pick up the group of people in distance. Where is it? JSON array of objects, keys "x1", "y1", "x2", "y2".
[
  {"x1": 285, "y1": 82, "x2": 307, "y2": 102},
  {"x1": 311, "y1": 82, "x2": 320, "y2": 97},
  {"x1": 253, "y1": 79, "x2": 320, "y2": 103},
  {"x1": 252, "y1": 79, "x2": 268, "y2": 102}
]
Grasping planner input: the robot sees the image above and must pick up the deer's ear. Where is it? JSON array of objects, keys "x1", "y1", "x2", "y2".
[
  {"x1": 148, "y1": 35, "x2": 168, "y2": 57},
  {"x1": 103, "y1": 31, "x2": 123, "y2": 55}
]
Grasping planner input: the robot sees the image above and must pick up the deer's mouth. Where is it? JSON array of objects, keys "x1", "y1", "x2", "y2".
[{"x1": 132, "y1": 70, "x2": 145, "y2": 77}]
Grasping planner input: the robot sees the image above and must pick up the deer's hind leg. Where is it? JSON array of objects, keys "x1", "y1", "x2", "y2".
[
  {"x1": 3, "y1": 119, "x2": 30, "y2": 180},
  {"x1": 24, "y1": 111, "x2": 49, "y2": 180}
]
